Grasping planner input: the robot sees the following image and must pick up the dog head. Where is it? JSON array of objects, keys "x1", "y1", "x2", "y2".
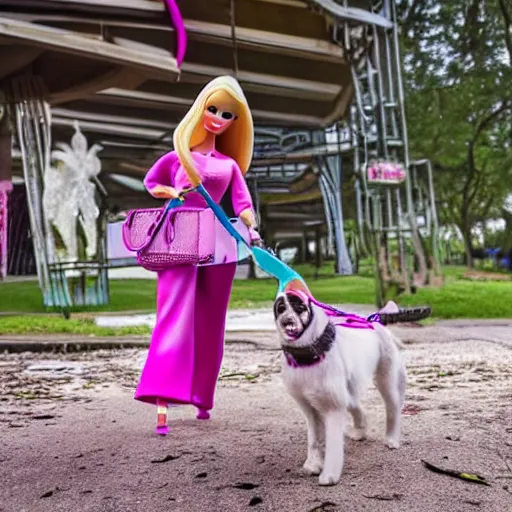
[{"x1": 273, "y1": 291, "x2": 314, "y2": 342}]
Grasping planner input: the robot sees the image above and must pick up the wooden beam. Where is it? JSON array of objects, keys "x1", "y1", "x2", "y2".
[
  {"x1": 52, "y1": 116, "x2": 171, "y2": 140},
  {"x1": 48, "y1": 68, "x2": 146, "y2": 105},
  {"x1": 52, "y1": 107, "x2": 176, "y2": 131},
  {"x1": 22, "y1": 0, "x2": 163, "y2": 11},
  {"x1": 253, "y1": 0, "x2": 306, "y2": 8},
  {"x1": 2, "y1": 12, "x2": 344, "y2": 63},
  {"x1": 180, "y1": 62, "x2": 340, "y2": 99},
  {"x1": 0, "y1": 16, "x2": 179, "y2": 80},
  {"x1": 261, "y1": 190, "x2": 323, "y2": 205},
  {"x1": 184, "y1": 19, "x2": 344, "y2": 64},
  {"x1": 94, "y1": 88, "x2": 325, "y2": 127}
]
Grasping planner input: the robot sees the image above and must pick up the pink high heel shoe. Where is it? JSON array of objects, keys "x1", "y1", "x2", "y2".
[
  {"x1": 196, "y1": 408, "x2": 211, "y2": 420},
  {"x1": 155, "y1": 400, "x2": 169, "y2": 435}
]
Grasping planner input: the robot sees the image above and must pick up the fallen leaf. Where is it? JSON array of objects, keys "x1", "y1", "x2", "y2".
[
  {"x1": 233, "y1": 482, "x2": 260, "y2": 490},
  {"x1": 402, "y1": 404, "x2": 423, "y2": 416},
  {"x1": 421, "y1": 460, "x2": 490, "y2": 486},
  {"x1": 308, "y1": 502, "x2": 339, "y2": 512},
  {"x1": 249, "y1": 496, "x2": 263, "y2": 506},
  {"x1": 363, "y1": 493, "x2": 402, "y2": 501},
  {"x1": 150, "y1": 455, "x2": 181, "y2": 464}
]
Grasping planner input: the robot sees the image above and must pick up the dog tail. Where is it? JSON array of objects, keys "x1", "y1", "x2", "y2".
[
  {"x1": 376, "y1": 306, "x2": 432, "y2": 325},
  {"x1": 373, "y1": 321, "x2": 405, "y2": 350}
]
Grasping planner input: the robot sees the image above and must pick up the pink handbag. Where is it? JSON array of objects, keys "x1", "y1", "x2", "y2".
[{"x1": 122, "y1": 206, "x2": 215, "y2": 271}]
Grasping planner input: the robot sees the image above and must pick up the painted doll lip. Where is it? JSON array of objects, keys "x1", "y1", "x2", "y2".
[{"x1": 203, "y1": 111, "x2": 230, "y2": 132}]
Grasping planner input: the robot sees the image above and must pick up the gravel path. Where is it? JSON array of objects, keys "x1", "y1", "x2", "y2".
[{"x1": 1, "y1": 321, "x2": 511, "y2": 512}]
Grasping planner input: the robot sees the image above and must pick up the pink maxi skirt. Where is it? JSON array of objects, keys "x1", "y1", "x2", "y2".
[{"x1": 134, "y1": 262, "x2": 237, "y2": 410}]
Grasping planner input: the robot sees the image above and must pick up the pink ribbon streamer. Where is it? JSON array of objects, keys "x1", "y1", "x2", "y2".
[{"x1": 162, "y1": 0, "x2": 187, "y2": 66}]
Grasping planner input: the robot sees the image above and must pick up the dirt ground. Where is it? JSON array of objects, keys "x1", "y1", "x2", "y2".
[{"x1": 1, "y1": 321, "x2": 511, "y2": 512}]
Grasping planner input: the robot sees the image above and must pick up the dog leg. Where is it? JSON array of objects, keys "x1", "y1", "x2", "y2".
[
  {"x1": 375, "y1": 359, "x2": 407, "y2": 449},
  {"x1": 296, "y1": 400, "x2": 324, "y2": 475},
  {"x1": 348, "y1": 404, "x2": 367, "y2": 441},
  {"x1": 319, "y1": 411, "x2": 345, "y2": 486}
]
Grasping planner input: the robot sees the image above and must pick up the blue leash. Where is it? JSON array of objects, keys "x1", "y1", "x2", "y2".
[
  {"x1": 166, "y1": 185, "x2": 304, "y2": 292},
  {"x1": 195, "y1": 185, "x2": 304, "y2": 292}
]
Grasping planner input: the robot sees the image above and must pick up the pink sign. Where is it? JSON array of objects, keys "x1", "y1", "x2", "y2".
[{"x1": 367, "y1": 162, "x2": 406, "y2": 184}]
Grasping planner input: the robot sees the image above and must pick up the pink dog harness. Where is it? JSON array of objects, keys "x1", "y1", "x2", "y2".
[
  {"x1": 280, "y1": 290, "x2": 379, "y2": 368},
  {"x1": 288, "y1": 290, "x2": 378, "y2": 330}
]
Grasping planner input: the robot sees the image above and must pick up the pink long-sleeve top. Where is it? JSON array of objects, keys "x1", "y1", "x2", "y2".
[{"x1": 144, "y1": 149, "x2": 253, "y2": 217}]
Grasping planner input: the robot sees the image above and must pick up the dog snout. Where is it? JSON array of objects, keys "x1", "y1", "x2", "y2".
[{"x1": 280, "y1": 315, "x2": 295, "y2": 327}]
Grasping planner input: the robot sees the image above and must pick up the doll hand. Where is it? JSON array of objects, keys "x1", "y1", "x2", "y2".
[
  {"x1": 251, "y1": 238, "x2": 266, "y2": 248},
  {"x1": 149, "y1": 185, "x2": 180, "y2": 199},
  {"x1": 249, "y1": 227, "x2": 265, "y2": 248},
  {"x1": 239, "y1": 208, "x2": 257, "y2": 229}
]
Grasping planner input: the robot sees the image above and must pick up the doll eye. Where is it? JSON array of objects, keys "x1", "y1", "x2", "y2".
[
  {"x1": 221, "y1": 111, "x2": 234, "y2": 120},
  {"x1": 207, "y1": 106, "x2": 218, "y2": 114}
]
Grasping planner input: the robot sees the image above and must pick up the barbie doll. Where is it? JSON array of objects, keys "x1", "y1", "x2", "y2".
[{"x1": 135, "y1": 76, "x2": 258, "y2": 434}]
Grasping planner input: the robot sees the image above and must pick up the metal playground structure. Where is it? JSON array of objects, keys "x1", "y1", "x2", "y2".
[{"x1": 0, "y1": 0, "x2": 441, "y2": 310}]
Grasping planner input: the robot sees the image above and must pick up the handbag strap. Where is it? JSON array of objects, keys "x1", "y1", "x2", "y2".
[
  {"x1": 138, "y1": 186, "x2": 249, "y2": 252},
  {"x1": 136, "y1": 197, "x2": 183, "y2": 252}
]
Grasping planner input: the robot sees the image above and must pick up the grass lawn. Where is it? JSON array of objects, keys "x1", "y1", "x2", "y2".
[{"x1": 1, "y1": 264, "x2": 512, "y2": 335}]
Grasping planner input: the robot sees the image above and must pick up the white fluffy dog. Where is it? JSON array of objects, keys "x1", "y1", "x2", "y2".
[{"x1": 274, "y1": 291, "x2": 407, "y2": 486}]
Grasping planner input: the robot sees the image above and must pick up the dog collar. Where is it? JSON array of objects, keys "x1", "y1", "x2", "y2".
[{"x1": 282, "y1": 323, "x2": 336, "y2": 368}]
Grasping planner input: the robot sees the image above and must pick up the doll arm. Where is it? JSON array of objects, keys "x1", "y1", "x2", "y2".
[
  {"x1": 231, "y1": 162, "x2": 256, "y2": 227},
  {"x1": 230, "y1": 162, "x2": 264, "y2": 246},
  {"x1": 144, "y1": 151, "x2": 180, "y2": 199}
]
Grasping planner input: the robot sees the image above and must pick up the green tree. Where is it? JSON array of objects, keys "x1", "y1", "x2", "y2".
[{"x1": 399, "y1": 0, "x2": 512, "y2": 266}]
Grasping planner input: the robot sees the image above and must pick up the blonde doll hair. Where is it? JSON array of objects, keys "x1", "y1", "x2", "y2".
[{"x1": 173, "y1": 76, "x2": 254, "y2": 187}]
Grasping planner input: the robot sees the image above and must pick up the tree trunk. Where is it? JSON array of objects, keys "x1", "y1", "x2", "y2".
[{"x1": 461, "y1": 225, "x2": 474, "y2": 268}]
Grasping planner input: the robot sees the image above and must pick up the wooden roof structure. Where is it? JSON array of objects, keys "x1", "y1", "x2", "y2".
[{"x1": 1, "y1": 0, "x2": 392, "y2": 235}]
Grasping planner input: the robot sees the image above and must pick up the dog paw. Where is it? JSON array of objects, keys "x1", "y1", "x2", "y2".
[
  {"x1": 318, "y1": 471, "x2": 340, "y2": 486},
  {"x1": 303, "y1": 459, "x2": 323, "y2": 476},
  {"x1": 386, "y1": 437, "x2": 400, "y2": 449},
  {"x1": 348, "y1": 428, "x2": 367, "y2": 441}
]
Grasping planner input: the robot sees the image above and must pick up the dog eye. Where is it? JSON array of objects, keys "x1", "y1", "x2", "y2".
[
  {"x1": 274, "y1": 299, "x2": 286, "y2": 315},
  {"x1": 207, "y1": 106, "x2": 218, "y2": 114}
]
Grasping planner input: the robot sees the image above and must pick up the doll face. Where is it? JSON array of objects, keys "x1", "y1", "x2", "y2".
[{"x1": 203, "y1": 91, "x2": 238, "y2": 135}]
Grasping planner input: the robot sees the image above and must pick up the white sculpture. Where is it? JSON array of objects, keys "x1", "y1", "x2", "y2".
[{"x1": 43, "y1": 121, "x2": 103, "y2": 262}]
